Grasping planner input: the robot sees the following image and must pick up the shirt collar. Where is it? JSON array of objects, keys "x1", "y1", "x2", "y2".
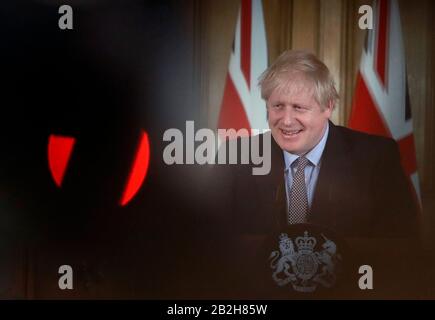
[{"x1": 283, "y1": 122, "x2": 329, "y2": 171}]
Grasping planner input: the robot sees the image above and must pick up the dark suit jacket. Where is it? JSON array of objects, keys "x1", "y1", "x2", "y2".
[{"x1": 224, "y1": 121, "x2": 419, "y2": 239}]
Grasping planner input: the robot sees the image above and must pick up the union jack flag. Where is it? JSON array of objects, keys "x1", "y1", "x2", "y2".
[
  {"x1": 217, "y1": 0, "x2": 268, "y2": 135},
  {"x1": 349, "y1": 0, "x2": 421, "y2": 208}
]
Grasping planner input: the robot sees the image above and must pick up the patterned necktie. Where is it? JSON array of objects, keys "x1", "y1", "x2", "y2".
[{"x1": 288, "y1": 156, "x2": 309, "y2": 224}]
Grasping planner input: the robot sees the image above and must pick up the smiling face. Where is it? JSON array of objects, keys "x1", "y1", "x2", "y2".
[{"x1": 267, "y1": 79, "x2": 333, "y2": 155}]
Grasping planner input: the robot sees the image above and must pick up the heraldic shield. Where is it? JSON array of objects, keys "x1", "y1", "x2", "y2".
[{"x1": 267, "y1": 224, "x2": 347, "y2": 293}]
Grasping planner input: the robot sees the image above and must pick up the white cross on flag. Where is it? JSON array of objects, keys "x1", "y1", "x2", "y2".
[
  {"x1": 349, "y1": 0, "x2": 421, "y2": 208},
  {"x1": 217, "y1": 0, "x2": 268, "y2": 136}
]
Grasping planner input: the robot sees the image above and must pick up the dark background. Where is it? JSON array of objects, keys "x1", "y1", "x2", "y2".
[{"x1": 0, "y1": 0, "x2": 216, "y2": 298}]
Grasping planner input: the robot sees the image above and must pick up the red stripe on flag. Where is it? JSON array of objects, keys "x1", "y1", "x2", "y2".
[
  {"x1": 397, "y1": 134, "x2": 418, "y2": 176},
  {"x1": 241, "y1": 0, "x2": 252, "y2": 89},
  {"x1": 376, "y1": 0, "x2": 389, "y2": 86},
  {"x1": 348, "y1": 73, "x2": 391, "y2": 137},
  {"x1": 218, "y1": 74, "x2": 250, "y2": 133}
]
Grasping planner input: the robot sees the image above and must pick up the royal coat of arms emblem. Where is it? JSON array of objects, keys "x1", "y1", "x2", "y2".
[{"x1": 269, "y1": 231, "x2": 342, "y2": 293}]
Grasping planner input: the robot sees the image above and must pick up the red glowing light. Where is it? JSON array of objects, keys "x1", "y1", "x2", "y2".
[
  {"x1": 120, "y1": 130, "x2": 150, "y2": 206},
  {"x1": 48, "y1": 135, "x2": 76, "y2": 187}
]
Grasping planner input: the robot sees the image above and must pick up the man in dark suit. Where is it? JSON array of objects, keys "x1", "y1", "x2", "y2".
[
  {"x1": 209, "y1": 50, "x2": 420, "y2": 298},
  {"x1": 223, "y1": 49, "x2": 418, "y2": 238}
]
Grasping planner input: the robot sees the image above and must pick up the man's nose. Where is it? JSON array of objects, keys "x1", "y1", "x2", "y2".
[{"x1": 282, "y1": 106, "x2": 296, "y2": 126}]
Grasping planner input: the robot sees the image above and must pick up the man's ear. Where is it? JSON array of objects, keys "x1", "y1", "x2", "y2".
[{"x1": 324, "y1": 100, "x2": 334, "y2": 117}]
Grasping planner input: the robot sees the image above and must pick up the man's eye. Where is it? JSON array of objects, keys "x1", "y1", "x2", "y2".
[
  {"x1": 273, "y1": 104, "x2": 283, "y2": 109},
  {"x1": 294, "y1": 105, "x2": 304, "y2": 110}
]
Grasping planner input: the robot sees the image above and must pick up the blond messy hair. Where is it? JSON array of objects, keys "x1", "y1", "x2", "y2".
[{"x1": 258, "y1": 50, "x2": 339, "y2": 109}]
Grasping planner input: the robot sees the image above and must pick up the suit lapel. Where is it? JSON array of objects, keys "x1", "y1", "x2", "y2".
[
  {"x1": 252, "y1": 132, "x2": 287, "y2": 232},
  {"x1": 308, "y1": 121, "x2": 349, "y2": 229},
  {"x1": 270, "y1": 135, "x2": 288, "y2": 229}
]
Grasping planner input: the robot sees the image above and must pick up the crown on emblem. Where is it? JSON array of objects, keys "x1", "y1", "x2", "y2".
[
  {"x1": 295, "y1": 231, "x2": 316, "y2": 251},
  {"x1": 279, "y1": 233, "x2": 291, "y2": 246},
  {"x1": 279, "y1": 233, "x2": 289, "y2": 242}
]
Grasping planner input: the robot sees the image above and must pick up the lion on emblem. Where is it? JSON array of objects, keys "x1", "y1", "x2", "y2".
[{"x1": 269, "y1": 233, "x2": 297, "y2": 286}]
